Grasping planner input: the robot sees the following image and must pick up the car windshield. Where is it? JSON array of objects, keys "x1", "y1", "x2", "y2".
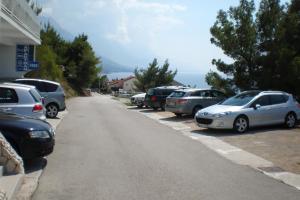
[
  {"x1": 221, "y1": 91, "x2": 260, "y2": 106},
  {"x1": 147, "y1": 89, "x2": 154, "y2": 95},
  {"x1": 170, "y1": 91, "x2": 186, "y2": 98}
]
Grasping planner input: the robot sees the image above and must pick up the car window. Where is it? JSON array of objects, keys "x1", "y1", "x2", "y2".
[
  {"x1": 29, "y1": 89, "x2": 42, "y2": 103},
  {"x1": 190, "y1": 91, "x2": 204, "y2": 97},
  {"x1": 270, "y1": 95, "x2": 288, "y2": 105},
  {"x1": 221, "y1": 91, "x2": 260, "y2": 106},
  {"x1": 170, "y1": 91, "x2": 186, "y2": 98},
  {"x1": 251, "y1": 95, "x2": 271, "y2": 107},
  {"x1": 212, "y1": 90, "x2": 227, "y2": 98},
  {"x1": 163, "y1": 90, "x2": 174, "y2": 96},
  {"x1": 0, "y1": 88, "x2": 18, "y2": 103},
  {"x1": 17, "y1": 80, "x2": 47, "y2": 92},
  {"x1": 147, "y1": 89, "x2": 154, "y2": 95},
  {"x1": 203, "y1": 91, "x2": 211, "y2": 97},
  {"x1": 44, "y1": 82, "x2": 58, "y2": 92}
]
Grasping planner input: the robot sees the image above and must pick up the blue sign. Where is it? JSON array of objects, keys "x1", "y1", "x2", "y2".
[
  {"x1": 16, "y1": 45, "x2": 35, "y2": 72},
  {"x1": 29, "y1": 61, "x2": 39, "y2": 70}
]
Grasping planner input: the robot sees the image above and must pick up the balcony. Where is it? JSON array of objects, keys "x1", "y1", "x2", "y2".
[{"x1": 0, "y1": 0, "x2": 41, "y2": 45}]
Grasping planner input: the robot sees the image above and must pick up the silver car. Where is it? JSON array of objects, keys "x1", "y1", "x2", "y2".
[
  {"x1": 130, "y1": 93, "x2": 146, "y2": 108},
  {"x1": 166, "y1": 89, "x2": 227, "y2": 116},
  {"x1": 195, "y1": 91, "x2": 300, "y2": 133},
  {"x1": 14, "y1": 79, "x2": 66, "y2": 118},
  {"x1": 0, "y1": 83, "x2": 46, "y2": 120}
]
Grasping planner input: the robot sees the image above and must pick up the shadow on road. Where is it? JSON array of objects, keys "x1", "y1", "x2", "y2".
[
  {"x1": 159, "y1": 115, "x2": 194, "y2": 122},
  {"x1": 191, "y1": 125, "x2": 300, "y2": 138},
  {"x1": 24, "y1": 158, "x2": 47, "y2": 174}
]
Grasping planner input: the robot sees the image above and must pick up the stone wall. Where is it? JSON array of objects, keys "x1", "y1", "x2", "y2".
[{"x1": 0, "y1": 132, "x2": 24, "y2": 175}]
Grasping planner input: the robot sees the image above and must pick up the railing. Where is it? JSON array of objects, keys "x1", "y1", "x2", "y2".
[{"x1": 0, "y1": 0, "x2": 40, "y2": 41}]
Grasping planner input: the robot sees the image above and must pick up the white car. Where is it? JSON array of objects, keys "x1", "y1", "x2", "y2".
[
  {"x1": 195, "y1": 90, "x2": 300, "y2": 133},
  {"x1": 0, "y1": 83, "x2": 46, "y2": 120},
  {"x1": 130, "y1": 93, "x2": 146, "y2": 108}
]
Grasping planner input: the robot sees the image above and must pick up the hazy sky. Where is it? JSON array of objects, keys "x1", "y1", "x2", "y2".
[{"x1": 38, "y1": 0, "x2": 289, "y2": 74}]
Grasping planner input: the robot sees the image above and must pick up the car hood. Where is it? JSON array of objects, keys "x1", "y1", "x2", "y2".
[
  {"x1": 132, "y1": 93, "x2": 146, "y2": 98},
  {"x1": 199, "y1": 104, "x2": 243, "y2": 115},
  {"x1": 0, "y1": 113, "x2": 51, "y2": 131}
]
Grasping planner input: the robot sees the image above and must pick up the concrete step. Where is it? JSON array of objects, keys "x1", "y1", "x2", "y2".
[
  {"x1": 0, "y1": 166, "x2": 3, "y2": 177},
  {"x1": 0, "y1": 174, "x2": 24, "y2": 200}
]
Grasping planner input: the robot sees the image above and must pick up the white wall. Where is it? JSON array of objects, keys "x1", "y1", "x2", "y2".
[
  {"x1": 123, "y1": 78, "x2": 137, "y2": 93},
  {"x1": 0, "y1": 45, "x2": 25, "y2": 79}
]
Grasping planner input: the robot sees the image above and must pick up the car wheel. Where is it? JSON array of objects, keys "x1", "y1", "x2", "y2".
[
  {"x1": 46, "y1": 103, "x2": 59, "y2": 118},
  {"x1": 175, "y1": 113, "x2": 182, "y2": 117},
  {"x1": 285, "y1": 112, "x2": 296, "y2": 128},
  {"x1": 234, "y1": 116, "x2": 249, "y2": 133},
  {"x1": 137, "y1": 104, "x2": 143, "y2": 108},
  {"x1": 192, "y1": 106, "x2": 202, "y2": 117},
  {"x1": 161, "y1": 103, "x2": 166, "y2": 111}
]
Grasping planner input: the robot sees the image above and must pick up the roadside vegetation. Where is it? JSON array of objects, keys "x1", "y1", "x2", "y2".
[
  {"x1": 207, "y1": 0, "x2": 300, "y2": 97},
  {"x1": 25, "y1": 24, "x2": 103, "y2": 97},
  {"x1": 134, "y1": 58, "x2": 177, "y2": 92}
]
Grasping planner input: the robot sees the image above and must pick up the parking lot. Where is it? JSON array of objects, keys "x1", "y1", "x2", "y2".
[{"x1": 127, "y1": 100, "x2": 300, "y2": 174}]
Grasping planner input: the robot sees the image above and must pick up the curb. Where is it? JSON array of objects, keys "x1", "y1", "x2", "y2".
[
  {"x1": 133, "y1": 109, "x2": 300, "y2": 191},
  {"x1": 13, "y1": 110, "x2": 68, "y2": 200}
]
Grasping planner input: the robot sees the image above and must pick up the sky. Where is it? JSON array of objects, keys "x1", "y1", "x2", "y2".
[{"x1": 37, "y1": 0, "x2": 289, "y2": 75}]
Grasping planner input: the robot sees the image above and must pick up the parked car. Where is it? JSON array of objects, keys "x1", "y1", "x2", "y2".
[
  {"x1": 195, "y1": 90, "x2": 300, "y2": 133},
  {"x1": 131, "y1": 93, "x2": 146, "y2": 108},
  {"x1": 0, "y1": 83, "x2": 46, "y2": 120},
  {"x1": 144, "y1": 86, "x2": 188, "y2": 110},
  {"x1": 14, "y1": 79, "x2": 66, "y2": 118},
  {"x1": 0, "y1": 111, "x2": 55, "y2": 159},
  {"x1": 166, "y1": 89, "x2": 227, "y2": 117}
]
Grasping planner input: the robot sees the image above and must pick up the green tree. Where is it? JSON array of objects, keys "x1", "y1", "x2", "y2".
[
  {"x1": 65, "y1": 34, "x2": 100, "y2": 88},
  {"x1": 255, "y1": 0, "x2": 284, "y2": 89},
  {"x1": 33, "y1": 45, "x2": 63, "y2": 81},
  {"x1": 209, "y1": 0, "x2": 258, "y2": 91},
  {"x1": 134, "y1": 58, "x2": 177, "y2": 92}
]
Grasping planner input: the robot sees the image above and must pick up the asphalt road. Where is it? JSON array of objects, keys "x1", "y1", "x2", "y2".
[{"x1": 33, "y1": 95, "x2": 300, "y2": 200}]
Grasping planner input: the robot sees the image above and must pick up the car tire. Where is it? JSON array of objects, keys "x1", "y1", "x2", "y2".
[
  {"x1": 284, "y1": 112, "x2": 296, "y2": 128},
  {"x1": 46, "y1": 103, "x2": 59, "y2": 118},
  {"x1": 161, "y1": 103, "x2": 166, "y2": 111},
  {"x1": 175, "y1": 113, "x2": 182, "y2": 117},
  {"x1": 233, "y1": 116, "x2": 249, "y2": 133},
  {"x1": 137, "y1": 104, "x2": 143, "y2": 108},
  {"x1": 192, "y1": 106, "x2": 202, "y2": 117}
]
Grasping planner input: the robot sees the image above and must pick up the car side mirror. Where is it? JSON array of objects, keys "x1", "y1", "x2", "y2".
[{"x1": 253, "y1": 104, "x2": 261, "y2": 110}]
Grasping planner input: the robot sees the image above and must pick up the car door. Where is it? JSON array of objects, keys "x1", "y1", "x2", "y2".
[
  {"x1": 248, "y1": 95, "x2": 272, "y2": 126},
  {"x1": 269, "y1": 95, "x2": 289, "y2": 124},
  {"x1": 0, "y1": 87, "x2": 19, "y2": 115}
]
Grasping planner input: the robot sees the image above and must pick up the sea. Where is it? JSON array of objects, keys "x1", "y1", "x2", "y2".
[{"x1": 105, "y1": 72, "x2": 209, "y2": 88}]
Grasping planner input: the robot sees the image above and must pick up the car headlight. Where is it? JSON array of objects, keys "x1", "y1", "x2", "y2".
[
  {"x1": 212, "y1": 112, "x2": 232, "y2": 118},
  {"x1": 29, "y1": 130, "x2": 50, "y2": 139}
]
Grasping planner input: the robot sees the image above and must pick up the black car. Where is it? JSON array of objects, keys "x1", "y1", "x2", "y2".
[
  {"x1": 144, "y1": 86, "x2": 188, "y2": 110},
  {"x1": 0, "y1": 112, "x2": 55, "y2": 160}
]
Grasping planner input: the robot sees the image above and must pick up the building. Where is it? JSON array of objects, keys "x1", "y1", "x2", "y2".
[
  {"x1": 122, "y1": 76, "x2": 137, "y2": 93},
  {"x1": 108, "y1": 76, "x2": 137, "y2": 93},
  {"x1": 0, "y1": 0, "x2": 41, "y2": 80}
]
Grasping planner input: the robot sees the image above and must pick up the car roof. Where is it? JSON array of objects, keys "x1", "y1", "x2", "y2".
[
  {"x1": 15, "y1": 78, "x2": 60, "y2": 86},
  {"x1": 3, "y1": 82, "x2": 37, "y2": 89},
  {"x1": 174, "y1": 88, "x2": 213, "y2": 93},
  {"x1": 0, "y1": 83, "x2": 31, "y2": 91},
  {"x1": 241, "y1": 90, "x2": 289, "y2": 96},
  {"x1": 154, "y1": 86, "x2": 189, "y2": 90}
]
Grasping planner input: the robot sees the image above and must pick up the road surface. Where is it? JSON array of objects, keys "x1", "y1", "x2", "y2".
[{"x1": 33, "y1": 94, "x2": 300, "y2": 200}]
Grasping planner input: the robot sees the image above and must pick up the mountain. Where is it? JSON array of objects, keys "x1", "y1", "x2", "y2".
[
  {"x1": 100, "y1": 57, "x2": 134, "y2": 74},
  {"x1": 39, "y1": 16, "x2": 74, "y2": 41},
  {"x1": 39, "y1": 16, "x2": 133, "y2": 74}
]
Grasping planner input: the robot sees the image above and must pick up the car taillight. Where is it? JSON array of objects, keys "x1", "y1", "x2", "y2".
[
  {"x1": 33, "y1": 104, "x2": 43, "y2": 112},
  {"x1": 151, "y1": 96, "x2": 157, "y2": 101},
  {"x1": 176, "y1": 99, "x2": 188, "y2": 105}
]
